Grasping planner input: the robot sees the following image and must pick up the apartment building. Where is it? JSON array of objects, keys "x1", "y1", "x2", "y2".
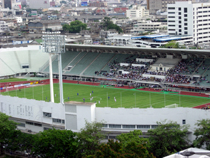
[
  {"x1": 0, "y1": 21, "x2": 9, "y2": 33},
  {"x1": 147, "y1": 0, "x2": 191, "y2": 15},
  {"x1": 167, "y1": 1, "x2": 210, "y2": 45},
  {"x1": 132, "y1": 20, "x2": 165, "y2": 32},
  {"x1": 126, "y1": 5, "x2": 149, "y2": 19}
]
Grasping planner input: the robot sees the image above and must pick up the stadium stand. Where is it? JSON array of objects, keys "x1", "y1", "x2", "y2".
[
  {"x1": 0, "y1": 58, "x2": 16, "y2": 76},
  {"x1": 68, "y1": 52, "x2": 100, "y2": 75},
  {"x1": 82, "y1": 53, "x2": 115, "y2": 76},
  {"x1": 101, "y1": 54, "x2": 131, "y2": 72},
  {"x1": 0, "y1": 47, "x2": 49, "y2": 76}
]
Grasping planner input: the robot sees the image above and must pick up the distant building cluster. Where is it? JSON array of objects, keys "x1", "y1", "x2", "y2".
[{"x1": 0, "y1": 0, "x2": 210, "y2": 49}]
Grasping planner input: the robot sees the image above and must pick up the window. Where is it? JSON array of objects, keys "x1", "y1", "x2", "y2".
[
  {"x1": 44, "y1": 127, "x2": 51, "y2": 130},
  {"x1": 182, "y1": 120, "x2": 186, "y2": 124},
  {"x1": 122, "y1": 125, "x2": 135, "y2": 129},
  {"x1": 34, "y1": 123, "x2": 42, "y2": 127},
  {"x1": 184, "y1": 14, "x2": 187, "y2": 17},
  {"x1": 184, "y1": 19, "x2": 187, "y2": 21},
  {"x1": 169, "y1": 29, "x2": 175, "y2": 31},
  {"x1": 184, "y1": 27, "x2": 188, "y2": 30},
  {"x1": 137, "y1": 125, "x2": 150, "y2": 129},
  {"x1": 179, "y1": 29, "x2": 181, "y2": 32},
  {"x1": 179, "y1": 25, "x2": 181, "y2": 28},
  {"x1": 168, "y1": 7, "x2": 175, "y2": 10},
  {"x1": 184, "y1": 8, "x2": 187, "y2": 13},
  {"x1": 179, "y1": 21, "x2": 181, "y2": 24},
  {"x1": 26, "y1": 121, "x2": 33, "y2": 125},
  {"x1": 109, "y1": 124, "x2": 121, "y2": 128},
  {"x1": 168, "y1": 12, "x2": 175, "y2": 14},
  {"x1": 17, "y1": 123, "x2": 25, "y2": 127},
  {"x1": 184, "y1": 31, "x2": 188, "y2": 34},
  {"x1": 179, "y1": 7, "x2": 181, "y2": 11},
  {"x1": 22, "y1": 65, "x2": 29, "y2": 69},
  {"x1": 179, "y1": 17, "x2": 181, "y2": 19},
  {"x1": 43, "y1": 112, "x2": 51, "y2": 117},
  {"x1": 53, "y1": 118, "x2": 61, "y2": 123},
  {"x1": 179, "y1": 12, "x2": 181, "y2": 15},
  {"x1": 169, "y1": 25, "x2": 175, "y2": 27},
  {"x1": 168, "y1": 16, "x2": 175, "y2": 18},
  {"x1": 52, "y1": 118, "x2": 65, "y2": 124},
  {"x1": 109, "y1": 136, "x2": 116, "y2": 139},
  {"x1": 102, "y1": 124, "x2": 108, "y2": 128},
  {"x1": 168, "y1": 20, "x2": 175, "y2": 22},
  {"x1": 151, "y1": 125, "x2": 158, "y2": 129},
  {"x1": 184, "y1": 23, "x2": 187, "y2": 26}
]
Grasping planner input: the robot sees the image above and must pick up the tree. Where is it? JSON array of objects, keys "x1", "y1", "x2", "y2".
[
  {"x1": 102, "y1": 17, "x2": 123, "y2": 33},
  {"x1": 148, "y1": 121, "x2": 189, "y2": 158},
  {"x1": 193, "y1": 119, "x2": 210, "y2": 150},
  {"x1": 0, "y1": 112, "x2": 17, "y2": 155},
  {"x1": 88, "y1": 139, "x2": 155, "y2": 158},
  {"x1": 76, "y1": 121, "x2": 105, "y2": 157},
  {"x1": 8, "y1": 131, "x2": 35, "y2": 153},
  {"x1": 62, "y1": 20, "x2": 87, "y2": 33},
  {"x1": 116, "y1": 130, "x2": 154, "y2": 158},
  {"x1": 116, "y1": 130, "x2": 148, "y2": 145},
  {"x1": 32, "y1": 128, "x2": 78, "y2": 158},
  {"x1": 161, "y1": 41, "x2": 180, "y2": 48}
]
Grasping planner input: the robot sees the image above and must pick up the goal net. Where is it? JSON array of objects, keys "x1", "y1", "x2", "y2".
[{"x1": 165, "y1": 103, "x2": 178, "y2": 108}]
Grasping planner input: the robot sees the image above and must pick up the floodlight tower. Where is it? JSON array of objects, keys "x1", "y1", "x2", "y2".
[{"x1": 42, "y1": 32, "x2": 65, "y2": 104}]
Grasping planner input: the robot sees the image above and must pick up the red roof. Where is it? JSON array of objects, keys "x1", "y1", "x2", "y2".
[
  {"x1": 96, "y1": 9, "x2": 106, "y2": 13},
  {"x1": 114, "y1": 7, "x2": 127, "y2": 13}
]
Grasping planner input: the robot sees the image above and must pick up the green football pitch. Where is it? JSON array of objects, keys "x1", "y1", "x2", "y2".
[
  {"x1": 1, "y1": 83, "x2": 210, "y2": 108},
  {"x1": 0, "y1": 78, "x2": 28, "y2": 83}
]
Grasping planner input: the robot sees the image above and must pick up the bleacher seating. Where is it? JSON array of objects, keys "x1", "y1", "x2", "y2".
[
  {"x1": 83, "y1": 53, "x2": 115, "y2": 76},
  {"x1": 62, "y1": 51, "x2": 80, "y2": 71},
  {"x1": 102, "y1": 54, "x2": 130, "y2": 72},
  {"x1": 42, "y1": 51, "x2": 87, "y2": 74},
  {"x1": 68, "y1": 52, "x2": 100, "y2": 75}
]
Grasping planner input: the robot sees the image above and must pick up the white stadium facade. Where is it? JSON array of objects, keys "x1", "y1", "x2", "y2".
[{"x1": 1, "y1": 44, "x2": 210, "y2": 141}]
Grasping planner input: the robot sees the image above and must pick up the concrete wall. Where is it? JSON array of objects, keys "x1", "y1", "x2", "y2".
[
  {"x1": 65, "y1": 102, "x2": 96, "y2": 132},
  {"x1": 0, "y1": 95, "x2": 65, "y2": 132},
  {"x1": 95, "y1": 107, "x2": 210, "y2": 140}
]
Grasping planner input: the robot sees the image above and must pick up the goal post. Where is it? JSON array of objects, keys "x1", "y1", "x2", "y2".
[{"x1": 165, "y1": 103, "x2": 178, "y2": 108}]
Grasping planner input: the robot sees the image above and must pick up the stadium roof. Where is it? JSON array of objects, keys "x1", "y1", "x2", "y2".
[{"x1": 66, "y1": 44, "x2": 210, "y2": 57}]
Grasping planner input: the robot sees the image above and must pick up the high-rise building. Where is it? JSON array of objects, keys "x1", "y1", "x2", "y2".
[
  {"x1": 126, "y1": 5, "x2": 149, "y2": 19},
  {"x1": 2, "y1": 0, "x2": 22, "y2": 9},
  {"x1": 147, "y1": 0, "x2": 192, "y2": 15},
  {"x1": 29, "y1": 0, "x2": 50, "y2": 9},
  {"x1": 167, "y1": 1, "x2": 210, "y2": 45},
  {"x1": 2, "y1": 0, "x2": 12, "y2": 9}
]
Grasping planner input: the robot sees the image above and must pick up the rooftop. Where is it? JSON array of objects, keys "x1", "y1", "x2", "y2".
[
  {"x1": 131, "y1": 34, "x2": 169, "y2": 40},
  {"x1": 154, "y1": 35, "x2": 193, "y2": 42}
]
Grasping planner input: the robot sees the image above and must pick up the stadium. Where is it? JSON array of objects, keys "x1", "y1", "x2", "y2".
[{"x1": 0, "y1": 44, "x2": 210, "y2": 141}]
